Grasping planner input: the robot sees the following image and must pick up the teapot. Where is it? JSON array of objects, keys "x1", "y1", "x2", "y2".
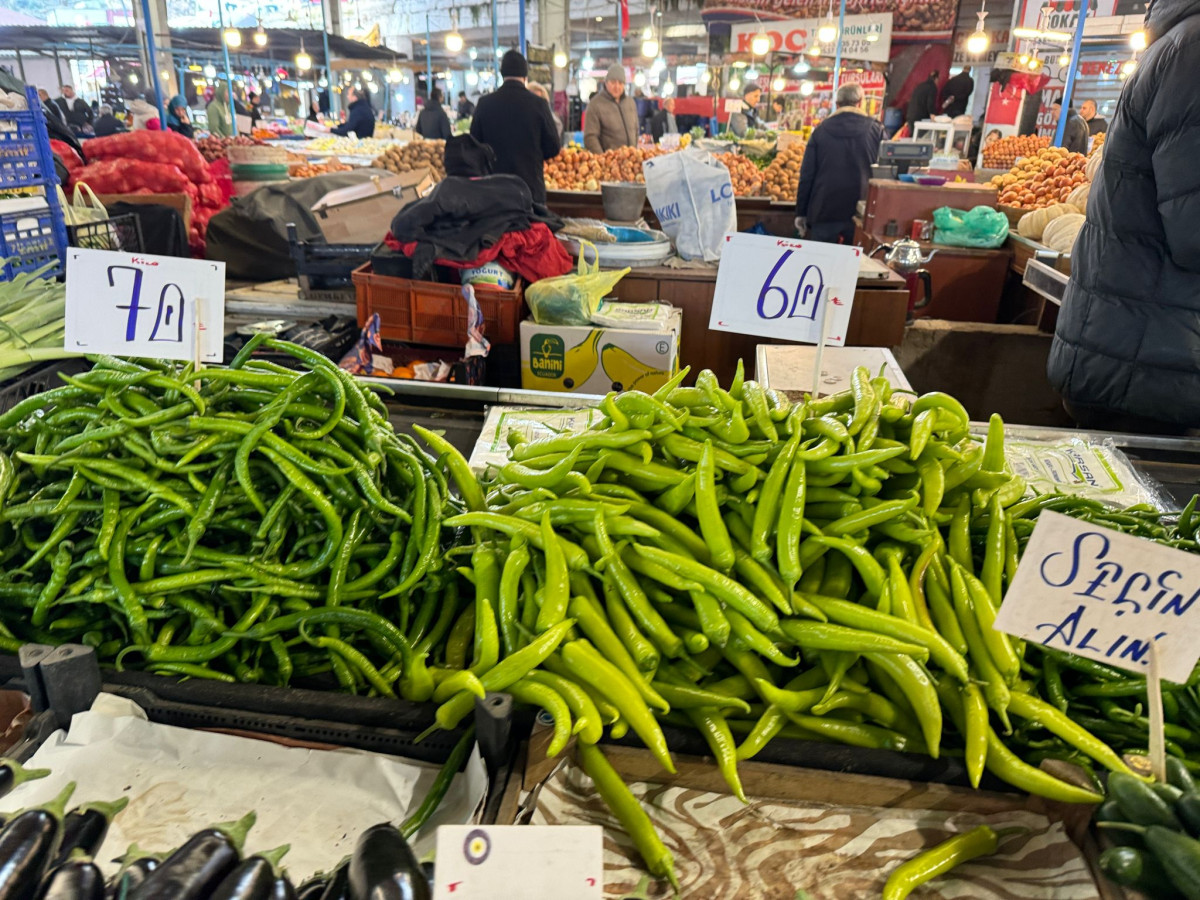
[{"x1": 871, "y1": 237, "x2": 938, "y2": 274}]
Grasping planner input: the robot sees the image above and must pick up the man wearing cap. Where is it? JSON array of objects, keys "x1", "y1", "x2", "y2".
[
  {"x1": 470, "y1": 50, "x2": 562, "y2": 203},
  {"x1": 584, "y1": 64, "x2": 638, "y2": 153},
  {"x1": 729, "y1": 83, "x2": 763, "y2": 137}
]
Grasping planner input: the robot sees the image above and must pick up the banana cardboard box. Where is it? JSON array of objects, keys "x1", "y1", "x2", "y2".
[{"x1": 519, "y1": 307, "x2": 682, "y2": 394}]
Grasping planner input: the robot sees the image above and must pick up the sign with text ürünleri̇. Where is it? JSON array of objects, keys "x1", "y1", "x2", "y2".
[
  {"x1": 64, "y1": 248, "x2": 225, "y2": 363},
  {"x1": 993, "y1": 510, "x2": 1200, "y2": 683},
  {"x1": 708, "y1": 234, "x2": 860, "y2": 347}
]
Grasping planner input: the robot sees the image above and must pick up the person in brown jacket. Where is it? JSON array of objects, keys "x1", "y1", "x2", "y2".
[{"x1": 584, "y1": 64, "x2": 638, "y2": 152}]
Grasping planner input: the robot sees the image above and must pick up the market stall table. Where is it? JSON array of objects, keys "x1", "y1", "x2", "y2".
[{"x1": 546, "y1": 190, "x2": 798, "y2": 238}]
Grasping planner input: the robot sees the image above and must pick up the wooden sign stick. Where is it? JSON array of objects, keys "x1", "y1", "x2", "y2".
[{"x1": 1148, "y1": 637, "x2": 1167, "y2": 783}]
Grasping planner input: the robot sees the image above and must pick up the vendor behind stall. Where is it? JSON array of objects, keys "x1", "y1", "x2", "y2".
[
  {"x1": 793, "y1": 83, "x2": 884, "y2": 245},
  {"x1": 1080, "y1": 99, "x2": 1108, "y2": 135},
  {"x1": 650, "y1": 97, "x2": 680, "y2": 141},
  {"x1": 584, "y1": 65, "x2": 638, "y2": 152},
  {"x1": 334, "y1": 87, "x2": 376, "y2": 138},
  {"x1": 470, "y1": 51, "x2": 562, "y2": 204},
  {"x1": 1048, "y1": 0, "x2": 1200, "y2": 431},
  {"x1": 729, "y1": 83, "x2": 762, "y2": 137},
  {"x1": 1051, "y1": 99, "x2": 1089, "y2": 154},
  {"x1": 905, "y1": 70, "x2": 939, "y2": 133}
]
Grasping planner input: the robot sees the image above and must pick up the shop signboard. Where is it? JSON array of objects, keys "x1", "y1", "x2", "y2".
[
  {"x1": 706, "y1": 0, "x2": 953, "y2": 41},
  {"x1": 729, "y1": 13, "x2": 892, "y2": 62},
  {"x1": 63, "y1": 247, "x2": 225, "y2": 363},
  {"x1": 708, "y1": 233, "x2": 859, "y2": 347},
  {"x1": 994, "y1": 510, "x2": 1200, "y2": 685}
]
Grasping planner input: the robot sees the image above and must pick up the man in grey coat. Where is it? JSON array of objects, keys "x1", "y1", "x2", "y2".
[{"x1": 584, "y1": 64, "x2": 638, "y2": 152}]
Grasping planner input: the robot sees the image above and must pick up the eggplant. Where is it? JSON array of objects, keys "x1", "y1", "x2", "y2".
[
  {"x1": 209, "y1": 846, "x2": 290, "y2": 900},
  {"x1": 128, "y1": 811, "x2": 256, "y2": 900},
  {"x1": 0, "y1": 781, "x2": 75, "y2": 900},
  {"x1": 105, "y1": 858, "x2": 159, "y2": 900},
  {"x1": 317, "y1": 862, "x2": 349, "y2": 900},
  {"x1": 51, "y1": 798, "x2": 128, "y2": 868},
  {"x1": 0, "y1": 761, "x2": 50, "y2": 801},
  {"x1": 37, "y1": 858, "x2": 104, "y2": 900},
  {"x1": 347, "y1": 825, "x2": 429, "y2": 900},
  {"x1": 270, "y1": 874, "x2": 298, "y2": 900},
  {"x1": 295, "y1": 876, "x2": 327, "y2": 900}
]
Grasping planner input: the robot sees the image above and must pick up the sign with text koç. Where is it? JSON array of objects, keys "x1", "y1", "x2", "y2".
[
  {"x1": 64, "y1": 248, "x2": 225, "y2": 363},
  {"x1": 709, "y1": 233, "x2": 860, "y2": 347},
  {"x1": 730, "y1": 13, "x2": 893, "y2": 63},
  {"x1": 993, "y1": 510, "x2": 1200, "y2": 683}
]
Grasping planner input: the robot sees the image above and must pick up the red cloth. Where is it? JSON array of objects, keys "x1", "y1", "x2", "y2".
[{"x1": 386, "y1": 223, "x2": 573, "y2": 284}]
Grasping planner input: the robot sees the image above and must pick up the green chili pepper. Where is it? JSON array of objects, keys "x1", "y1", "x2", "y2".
[{"x1": 882, "y1": 825, "x2": 999, "y2": 900}]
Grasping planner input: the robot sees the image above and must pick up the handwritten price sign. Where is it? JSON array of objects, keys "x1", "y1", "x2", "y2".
[
  {"x1": 708, "y1": 233, "x2": 861, "y2": 347},
  {"x1": 994, "y1": 510, "x2": 1200, "y2": 683},
  {"x1": 64, "y1": 248, "x2": 225, "y2": 362}
]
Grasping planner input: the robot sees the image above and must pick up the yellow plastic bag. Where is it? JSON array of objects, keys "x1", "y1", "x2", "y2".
[{"x1": 526, "y1": 241, "x2": 630, "y2": 326}]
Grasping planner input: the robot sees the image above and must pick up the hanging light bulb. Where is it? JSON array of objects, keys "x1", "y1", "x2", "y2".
[
  {"x1": 388, "y1": 67, "x2": 402, "y2": 83},
  {"x1": 253, "y1": 22, "x2": 268, "y2": 47},
  {"x1": 1018, "y1": 53, "x2": 1030, "y2": 65},
  {"x1": 581, "y1": 50, "x2": 594, "y2": 69},
  {"x1": 800, "y1": 80, "x2": 814, "y2": 96},
  {"x1": 128, "y1": 72, "x2": 139, "y2": 84},
  {"x1": 466, "y1": 69, "x2": 479, "y2": 85},
  {"x1": 792, "y1": 59, "x2": 809, "y2": 75},
  {"x1": 633, "y1": 70, "x2": 646, "y2": 87},
  {"x1": 662, "y1": 79, "x2": 675, "y2": 95},
  {"x1": 1058, "y1": 52, "x2": 1071, "y2": 66},
  {"x1": 1122, "y1": 57, "x2": 1138, "y2": 75},
  {"x1": 642, "y1": 26, "x2": 659, "y2": 58},
  {"x1": 362, "y1": 70, "x2": 374, "y2": 82},
  {"x1": 771, "y1": 75, "x2": 785, "y2": 91},
  {"x1": 223, "y1": 27, "x2": 241, "y2": 47},
  {"x1": 1028, "y1": 56, "x2": 1041, "y2": 70},
  {"x1": 295, "y1": 39, "x2": 312, "y2": 71},
  {"x1": 469, "y1": 47, "x2": 478, "y2": 60},
  {"x1": 750, "y1": 30, "x2": 771, "y2": 56},
  {"x1": 1130, "y1": 30, "x2": 1147, "y2": 50},
  {"x1": 204, "y1": 63, "x2": 217, "y2": 78},
  {"x1": 808, "y1": 41, "x2": 821, "y2": 58},
  {"x1": 745, "y1": 66, "x2": 758, "y2": 80},
  {"x1": 652, "y1": 56, "x2": 666, "y2": 74},
  {"x1": 318, "y1": 76, "x2": 328, "y2": 87},
  {"x1": 865, "y1": 31, "x2": 879, "y2": 42},
  {"x1": 554, "y1": 50, "x2": 568, "y2": 68},
  {"x1": 728, "y1": 75, "x2": 741, "y2": 92},
  {"x1": 446, "y1": 32, "x2": 464, "y2": 52}
]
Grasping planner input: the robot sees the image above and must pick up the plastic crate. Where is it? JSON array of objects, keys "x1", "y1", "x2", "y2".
[
  {"x1": 0, "y1": 357, "x2": 91, "y2": 415},
  {"x1": 287, "y1": 222, "x2": 373, "y2": 293},
  {"x1": 0, "y1": 90, "x2": 68, "y2": 280},
  {"x1": 352, "y1": 262, "x2": 524, "y2": 348},
  {"x1": 0, "y1": 208, "x2": 63, "y2": 279},
  {"x1": 66, "y1": 212, "x2": 144, "y2": 253},
  {"x1": 0, "y1": 111, "x2": 51, "y2": 190}
]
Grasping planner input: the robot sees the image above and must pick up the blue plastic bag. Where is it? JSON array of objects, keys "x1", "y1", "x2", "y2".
[{"x1": 932, "y1": 205, "x2": 1010, "y2": 249}]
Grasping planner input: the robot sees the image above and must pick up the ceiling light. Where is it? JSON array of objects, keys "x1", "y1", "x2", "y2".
[
  {"x1": 204, "y1": 63, "x2": 217, "y2": 78},
  {"x1": 792, "y1": 60, "x2": 809, "y2": 74},
  {"x1": 818, "y1": 18, "x2": 837, "y2": 43},
  {"x1": 466, "y1": 69, "x2": 478, "y2": 85},
  {"x1": 652, "y1": 56, "x2": 666, "y2": 74},
  {"x1": 581, "y1": 51, "x2": 594, "y2": 69},
  {"x1": 633, "y1": 70, "x2": 646, "y2": 87},
  {"x1": 318, "y1": 76, "x2": 328, "y2": 87},
  {"x1": 745, "y1": 66, "x2": 758, "y2": 80},
  {"x1": 1018, "y1": 53, "x2": 1030, "y2": 64},
  {"x1": 469, "y1": 47, "x2": 477, "y2": 60},
  {"x1": 800, "y1": 80, "x2": 814, "y2": 96},
  {"x1": 865, "y1": 32, "x2": 879, "y2": 41},
  {"x1": 966, "y1": 9, "x2": 989, "y2": 55},
  {"x1": 1058, "y1": 52, "x2": 1070, "y2": 66},
  {"x1": 223, "y1": 27, "x2": 241, "y2": 47},
  {"x1": 446, "y1": 31, "x2": 464, "y2": 52},
  {"x1": 728, "y1": 75, "x2": 740, "y2": 92},
  {"x1": 1130, "y1": 30, "x2": 1147, "y2": 50},
  {"x1": 1122, "y1": 57, "x2": 1138, "y2": 75},
  {"x1": 128, "y1": 72, "x2": 139, "y2": 84},
  {"x1": 554, "y1": 51, "x2": 568, "y2": 68},
  {"x1": 362, "y1": 70, "x2": 373, "y2": 81},
  {"x1": 772, "y1": 75, "x2": 785, "y2": 91},
  {"x1": 642, "y1": 26, "x2": 659, "y2": 59},
  {"x1": 253, "y1": 23, "x2": 268, "y2": 46},
  {"x1": 662, "y1": 79, "x2": 675, "y2": 95},
  {"x1": 750, "y1": 30, "x2": 771, "y2": 56},
  {"x1": 295, "y1": 40, "x2": 312, "y2": 71},
  {"x1": 1027, "y1": 57, "x2": 1040, "y2": 70},
  {"x1": 388, "y1": 67, "x2": 402, "y2": 83}
]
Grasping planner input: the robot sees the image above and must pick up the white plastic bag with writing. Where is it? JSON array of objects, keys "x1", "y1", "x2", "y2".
[{"x1": 643, "y1": 149, "x2": 736, "y2": 262}]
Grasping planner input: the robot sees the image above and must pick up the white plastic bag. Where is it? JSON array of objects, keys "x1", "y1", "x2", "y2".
[{"x1": 643, "y1": 148, "x2": 736, "y2": 262}]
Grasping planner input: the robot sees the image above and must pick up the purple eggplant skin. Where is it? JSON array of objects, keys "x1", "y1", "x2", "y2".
[
  {"x1": 295, "y1": 877, "x2": 326, "y2": 900},
  {"x1": 270, "y1": 875, "x2": 298, "y2": 900},
  {"x1": 37, "y1": 859, "x2": 104, "y2": 900},
  {"x1": 127, "y1": 830, "x2": 241, "y2": 900},
  {"x1": 0, "y1": 810, "x2": 66, "y2": 900},
  {"x1": 316, "y1": 863, "x2": 348, "y2": 900},
  {"x1": 347, "y1": 825, "x2": 429, "y2": 900},
  {"x1": 209, "y1": 858, "x2": 276, "y2": 900},
  {"x1": 104, "y1": 859, "x2": 158, "y2": 900}
]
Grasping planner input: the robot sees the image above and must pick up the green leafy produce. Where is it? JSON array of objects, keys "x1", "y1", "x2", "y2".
[{"x1": 0, "y1": 259, "x2": 81, "y2": 381}]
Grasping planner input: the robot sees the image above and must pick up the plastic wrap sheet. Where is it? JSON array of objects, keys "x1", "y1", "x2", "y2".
[
  {"x1": 531, "y1": 759, "x2": 1097, "y2": 900},
  {"x1": 1, "y1": 694, "x2": 487, "y2": 879}
]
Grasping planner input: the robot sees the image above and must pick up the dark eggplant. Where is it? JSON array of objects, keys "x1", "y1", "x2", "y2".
[
  {"x1": 37, "y1": 858, "x2": 104, "y2": 900},
  {"x1": 105, "y1": 858, "x2": 159, "y2": 900},
  {"x1": 209, "y1": 846, "x2": 290, "y2": 900},
  {"x1": 128, "y1": 811, "x2": 256, "y2": 900},
  {"x1": 295, "y1": 876, "x2": 327, "y2": 900},
  {"x1": 347, "y1": 825, "x2": 429, "y2": 900},
  {"x1": 317, "y1": 862, "x2": 349, "y2": 900},
  {"x1": 0, "y1": 781, "x2": 75, "y2": 900},
  {"x1": 52, "y1": 798, "x2": 129, "y2": 868},
  {"x1": 0, "y1": 761, "x2": 51, "y2": 802},
  {"x1": 270, "y1": 874, "x2": 298, "y2": 900}
]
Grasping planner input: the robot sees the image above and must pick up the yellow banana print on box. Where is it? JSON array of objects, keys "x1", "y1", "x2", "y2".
[{"x1": 601, "y1": 343, "x2": 670, "y2": 392}]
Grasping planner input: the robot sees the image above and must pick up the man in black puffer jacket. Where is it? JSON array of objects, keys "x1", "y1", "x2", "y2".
[{"x1": 1047, "y1": 0, "x2": 1200, "y2": 431}]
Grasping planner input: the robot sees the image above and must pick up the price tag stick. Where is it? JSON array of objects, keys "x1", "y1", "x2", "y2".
[
  {"x1": 192, "y1": 302, "x2": 203, "y2": 391},
  {"x1": 1148, "y1": 637, "x2": 1167, "y2": 783},
  {"x1": 810, "y1": 288, "x2": 832, "y2": 400}
]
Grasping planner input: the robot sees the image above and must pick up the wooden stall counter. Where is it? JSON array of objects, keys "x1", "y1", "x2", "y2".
[
  {"x1": 609, "y1": 261, "x2": 908, "y2": 386},
  {"x1": 546, "y1": 190, "x2": 797, "y2": 238}
]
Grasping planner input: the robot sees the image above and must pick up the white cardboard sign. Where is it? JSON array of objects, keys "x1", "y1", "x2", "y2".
[
  {"x1": 64, "y1": 248, "x2": 225, "y2": 363},
  {"x1": 432, "y1": 825, "x2": 602, "y2": 899},
  {"x1": 708, "y1": 233, "x2": 860, "y2": 347},
  {"x1": 994, "y1": 510, "x2": 1200, "y2": 683}
]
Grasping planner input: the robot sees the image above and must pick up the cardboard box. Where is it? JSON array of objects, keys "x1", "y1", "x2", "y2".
[
  {"x1": 467, "y1": 405, "x2": 603, "y2": 475},
  {"x1": 755, "y1": 345, "x2": 911, "y2": 399},
  {"x1": 311, "y1": 170, "x2": 435, "y2": 245},
  {"x1": 519, "y1": 308, "x2": 681, "y2": 394}
]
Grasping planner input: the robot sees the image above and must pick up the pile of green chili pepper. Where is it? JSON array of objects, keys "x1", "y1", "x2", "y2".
[{"x1": 0, "y1": 337, "x2": 457, "y2": 692}]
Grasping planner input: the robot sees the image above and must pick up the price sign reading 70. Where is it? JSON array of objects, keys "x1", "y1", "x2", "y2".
[
  {"x1": 64, "y1": 248, "x2": 226, "y2": 363},
  {"x1": 710, "y1": 233, "x2": 861, "y2": 347}
]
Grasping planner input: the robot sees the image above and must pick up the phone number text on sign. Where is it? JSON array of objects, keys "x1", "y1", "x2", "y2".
[
  {"x1": 64, "y1": 248, "x2": 225, "y2": 363},
  {"x1": 709, "y1": 233, "x2": 860, "y2": 346},
  {"x1": 994, "y1": 510, "x2": 1200, "y2": 683}
]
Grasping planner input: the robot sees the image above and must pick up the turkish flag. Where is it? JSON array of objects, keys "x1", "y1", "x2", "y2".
[
  {"x1": 620, "y1": 0, "x2": 629, "y2": 36},
  {"x1": 985, "y1": 82, "x2": 1020, "y2": 126}
]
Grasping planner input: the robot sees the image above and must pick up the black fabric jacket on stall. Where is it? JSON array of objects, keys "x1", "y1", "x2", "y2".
[
  {"x1": 470, "y1": 80, "x2": 561, "y2": 204},
  {"x1": 794, "y1": 107, "x2": 884, "y2": 227},
  {"x1": 1047, "y1": 0, "x2": 1200, "y2": 427}
]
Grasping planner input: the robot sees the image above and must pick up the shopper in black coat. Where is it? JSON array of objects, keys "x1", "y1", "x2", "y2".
[
  {"x1": 331, "y1": 88, "x2": 375, "y2": 137},
  {"x1": 906, "y1": 70, "x2": 939, "y2": 132},
  {"x1": 470, "y1": 51, "x2": 561, "y2": 204},
  {"x1": 1051, "y1": 99, "x2": 1090, "y2": 154},
  {"x1": 794, "y1": 83, "x2": 884, "y2": 245},
  {"x1": 415, "y1": 88, "x2": 452, "y2": 141},
  {"x1": 1048, "y1": 0, "x2": 1200, "y2": 429}
]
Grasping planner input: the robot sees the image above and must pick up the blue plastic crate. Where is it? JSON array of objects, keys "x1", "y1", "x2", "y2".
[
  {"x1": 0, "y1": 112, "x2": 48, "y2": 190},
  {"x1": 0, "y1": 208, "x2": 63, "y2": 280}
]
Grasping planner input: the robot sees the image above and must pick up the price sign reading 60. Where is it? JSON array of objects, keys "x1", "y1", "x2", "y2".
[
  {"x1": 65, "y1": 249, "x2": 226, "y2": 362},
  {"x1": 756, "y1": 251, "x2": 825, "y2": 322},
  {"x1": 710, "y1": 233, "x2": 861, "y2": 347}
]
